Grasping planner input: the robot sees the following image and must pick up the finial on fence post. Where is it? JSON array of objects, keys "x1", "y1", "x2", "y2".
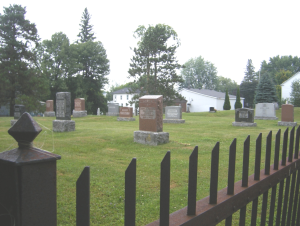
[{"x1": 0, "y1": 112, "x2": 61, "y2": 226}]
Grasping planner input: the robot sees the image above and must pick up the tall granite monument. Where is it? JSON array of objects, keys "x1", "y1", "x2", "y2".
[
  {"x1": 117, "y1": 107, "x2": 135, "y2": 121},
  {"x1": 232, "y1": 108, "x2": 257, "y2": 127},
  {"x1": 254, "y1": 103, "x2": 278, "y2": 120},
  {"x1": 278, "y1": 104, "x2": 297, "y2": 126},
  {"x1": 134, "y1": 95, "x2": 169, "y2": 145},
  {"x1": 11, "y1": 105, "x2": 25, "y2": 126},
  {"x1": 44, "y1": 100, "x2": 55, "y2": 117},
  {"x1": 73, "y1": 98, "x2": 87, "y2": 117},
  {"x1": 52, "y1": 92, "x2": 75, "y2": 132},
  {"x1": 163, "y1": 106, "x2": 185, "y2": 123}
]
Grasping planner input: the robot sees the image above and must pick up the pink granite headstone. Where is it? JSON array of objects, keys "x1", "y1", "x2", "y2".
[
  {"x1": 281, "y1": 104, "x2": 294, "y2": 122},
  {"x1": 119, "y1": 107, "x2": 133, "y2": 117}
]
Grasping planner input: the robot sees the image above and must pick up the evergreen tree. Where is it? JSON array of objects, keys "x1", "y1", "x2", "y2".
[
  {"x1": 0, "y1": 5, "x2": 48, "y2": 115},
  {"x1": 77, "y1": 8, "x2": 95, "y2": 43},
  {"x1": 290, "y1": 80, "x2": 300, "y2": 107},
  {"x1": 234, "y1": 87, "x2": 242, "y2": 109},
  {"x1": 254, "y1": 73, "x2": 278, "y2": 104},
  {"x1": 128, "y1": 24, "x2": 183, "y2": 105},
  {"x1": 223, "y1": 89, "x2": 231, "y2": 110}
]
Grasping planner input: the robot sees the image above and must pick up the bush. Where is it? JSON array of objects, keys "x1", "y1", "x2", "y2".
[{"x1": 223, "y1": 89, "x2": 231, "y2": 110}]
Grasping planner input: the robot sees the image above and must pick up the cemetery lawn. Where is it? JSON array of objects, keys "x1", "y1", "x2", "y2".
[{"x1": 0, "y1": 108, "x2": 299, "y2": 225}]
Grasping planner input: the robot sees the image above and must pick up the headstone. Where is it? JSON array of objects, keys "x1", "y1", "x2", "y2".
[
  {"x1": 134, "y1": 95, "x2": 169, "y2": 145},
  {"x1": 232, "y1": 108, "x2": 257, "y2": 127},
  {"x1": 278, "y1": 104, "x2": 297, "y2": 126},
  {"x1": 11, "y1": 105, "x2": 25, "y2": 126},
  {"x1": 163, "y1": 106, "x2": 185, "y2": 123},
  {"x1": 44, "y1": 100, "x2": 55, "y2": 117},
  {"x1": 53, "y1": 92, "x2": 75, "y2": 132},
  {"x1": 107, "y1": 103, "x2": 120, "y2": 116},
  {"x1": 97, "y1": 108, "x2": 100, "y2": 116},
  {"x1": 73, "y1": 98, "x2": 87, "y2": 117},
  {"x1": 209, "y1": 107, "x2": 216, "y2": 113},
  {"x1": 117, "y1": 107, "x2": 135, "y2": 121},
  {"x1": 254, "y1": 103, "x2": 278, "y2": 120},
  {"x1": 273, "y1": 102, "x2": 279, "y2": 110}
]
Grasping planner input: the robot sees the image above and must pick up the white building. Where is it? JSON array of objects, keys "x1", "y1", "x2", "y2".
[
  {"x1": 179, "y1": 88, "x2": 244, "y2": 112},
  {"x1": 110, "y1": 88, "x2": 139, "y2": 115},
  {"x1": 281, "y1": 72, "x2": 300, "y2": 102}
]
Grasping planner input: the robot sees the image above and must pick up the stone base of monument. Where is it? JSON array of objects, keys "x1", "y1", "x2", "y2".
[
  {"x1": 106, "y1": 113, "x2": 119, "y2": 116},
  {"x1": 53, "y1": 120, "x2": 75, "y2": 132},
  {"x1": 73, "y1": 110, "x2": 87, "y2": 117},
  {"x1": 44, "y1": 111, "x2": 55, "y2": 117},
  {"x1": 10, "y1": 120, "x2": 17, "y2": 126},
  {"x1": 254, "y1": 116, "x2": 278, "y2": 120},
  {"x1": 232, "y1": 122, "x2": 257, "y2": 127},
  {"x1": 163, "y1": 119, "x2": 185, "y2": 124},
  {"x1": 117, "y1": 117, "x2": 136, "y2": 121},
  {"x1": 278, "y1": 121, "x2": 297, "y2": 127},
  {"x1": 134, "y1": 131, "x2": 169, "y2": 146}
]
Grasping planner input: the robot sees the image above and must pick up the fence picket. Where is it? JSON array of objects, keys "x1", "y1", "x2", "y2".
[
  {"x1": 209, "y1": 142, "x2": 219, "y2": 204},
  {"x1": 286, "y1": 171, "x2": 296, "y2": 226},
  {"x1": 281, "y1": 176, "x2": 291, "y2": 226},
  {"x1": 274, "y1": 129, "x2": 281, "y2": 170},
  {"x1": 288, "y1": 126, "x2": 295, "y2": 162},
  {"x1": 261, "y1": 190, "x2": 268, "y2": 226},
  {"x1": 269, "y1": 185, "x2": 277, "y2": 226},
  {"x1": 242, "y1": 135, "x2": 250, "y2": 187},
  {"x1": 291, "y1": 169, "x2": 300, "y2": 225},
  {"x1": 294, "y1": 126, "x2": 300, "y2": 159},
  {"x1": 265, "y1": 131, "x2": 272, "y2": 175},
  {"x1": 250, "y1": 198, "x2": 258, "y2": 226},
  {"x1": 125, "y1": 158, "x2": 136, "y2": 226},
  {"x1": 227, "y1": 138, "x2": 236, "y2": 195},
  {"x1": 282, "y1": 128, "x2": 289, "y2": 166},
  {"x1": 254, "y1": 133, "x2": 262, "y2": 180},
  {"x1": 160, "y1": 151, "x2": 170, "y2": 226},
  {"x1": 187, "y1": 146, "x2": 198, "y2": 216}
]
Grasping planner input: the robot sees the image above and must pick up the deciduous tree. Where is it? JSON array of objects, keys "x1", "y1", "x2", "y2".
[{"x1": 290, "y1": 80, "x2": 300, "y2": 107}]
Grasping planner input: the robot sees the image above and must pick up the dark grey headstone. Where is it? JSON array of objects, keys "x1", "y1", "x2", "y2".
[
  {"x1": 165, "y1": 106, "x2": 182, "y2": 119},
  {"x1": 210, "y1": 107, "x2": 215, "y2": 111},
  {"x1": 56, "y1": 92, "x2": 71, "y2": 120},
  {"x1": 107, "y1": 103, "x2": 120, "y2": 116},
  {"x1": 235, "y1": 108, "x2": 254, "y2": 123},
  {"x1": 14, "y1": 105, "x2": 25, "y2": 119}
]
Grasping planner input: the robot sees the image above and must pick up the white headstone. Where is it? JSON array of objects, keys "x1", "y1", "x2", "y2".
[
  {"x1": 97, "y1": 108, "x2": 100, "y2": 116},
  {"x1": 254, "y1": 103, "x2": 278, "y2": 120}
]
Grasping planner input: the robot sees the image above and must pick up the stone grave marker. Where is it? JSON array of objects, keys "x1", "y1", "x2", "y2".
[
  {"x1": 44, "y1": 100, "x2": 55, "y2": 117},
  {"x1": 11, "y1": 105, "x2": 25, "y2": 126},
  {"x1": 118, "y1": 107, "x2": 135, "y2": 121},
  {"x1": 53, "y1": 92, "x2": 75, "y2": 132},
  {"x1": 209, "y1": 107, "x2": 216, "y2": 113},
  {"x1": 107, "y1": 103, "x2": 120, "y2": 116},
  {"x1": 232, "y1": 108, "x2": 257, "y2": 127},
  {"x1": 278, "y1": 104, "x2": 297, "y2": 126},
  {"x1": 163, "y1": 106, "x2": 185, "y2": 123},
  {"x1": 97, "y1": 108, "x2": 100, "y2": 116},
  {"x1": 73, "y1": 98, "x2": 87, "y2": 117},
  {"x1": 254, "y1": 103, "x2": 278, "y2": 120},
  {"x1": 134, "y1": 95, "x2": 169, "y2": 145}
]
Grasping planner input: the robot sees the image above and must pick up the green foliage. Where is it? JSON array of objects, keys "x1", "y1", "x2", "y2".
[
  {"x1": 0, "y1": 4, "x2": 49, "y2": 115},
  {"x1": 128, "y1": 24, "x2": 183, "y2": 105},
  {"x1": 243, "y1": 59, "x2": 258, "y2": 82},
  {"x1": 290, "y1": 80, "x2": 300, "y2": 107},
  {"x1": 223, "y1": 89, "x2": 231, "y2": 110},
  {"x1": 234, "y1": 87, "x2": 242, "y2": 109},
  {"x1": 106, "y1": 82, "x2": 132, "y2": 101},
  {"x1": 77, "y1": 8, "x2": 95, "y2": 43},
  {"x1": 215, "y1": 76, "x2": 239, "y2": 95},
  {"x1": 260, "y1": 55, "x2": 300, "y2": 85},
  {"x1": 180, "y1": 56, "x2": 218, "y2": 89},
  {"x1": 254, "y1": 73, "x2": 278, "y2": 104},
  {"x1": 276, "y1": 85, "x2": 282, "y2": 105}
]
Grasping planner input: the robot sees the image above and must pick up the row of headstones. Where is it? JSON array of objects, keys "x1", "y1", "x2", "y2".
[{"x1": 233, "y1": 103, "x2": 297, "y2": 127}]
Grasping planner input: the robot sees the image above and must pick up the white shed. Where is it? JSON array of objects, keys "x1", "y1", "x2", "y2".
[
  {"x1": 178, "y1": 88, "x2": 244, "y2": 112},
  {"x1": 281, "y1": 72, "x2": 300, "y2": 102}
]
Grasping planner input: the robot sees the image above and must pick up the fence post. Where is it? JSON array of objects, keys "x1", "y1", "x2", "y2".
[{"x1": 0, "y1": 112, "x2": 61, "y2": 226}]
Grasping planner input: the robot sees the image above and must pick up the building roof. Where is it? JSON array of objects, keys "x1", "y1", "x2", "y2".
[
  {"x1": 112, "y1": 87, "x2": 140, "y2": 94},
  {"x1": 182, "y1": 88, "x2": 241, "y2": 99},
  {"x1": 280, "y1": 71, "x2": 300, "y2": 86}
]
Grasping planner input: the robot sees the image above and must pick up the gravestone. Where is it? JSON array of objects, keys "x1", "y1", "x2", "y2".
[
  {"x1": 117, "y1": 107, "x2": 135, "y2": 121},
  {"x1": 232, "y1": 108, "x2": 257, "y2": 127},
  {"x1": 254, "y1": 103, "x2": 278, "y2": 120},
  {"x1": 134, "y1": 95, "x2": 169, "y2": 145},
  {"x1": 278, "y1": 104, "x2": 297, "y2": 126},
  {"x1": 209, "y1": 107, "x2": 216, "y2": 113},
  {"x1": 44, "y1": 100, "x2": 55, "y2": 117},
  {"x1": 107, "y1": 103, "x2": 120, "y2": 116},
  {"x1": 73, "y1": 98, "x2": 87, "y2": 117},
  {"x1": 53, "y1": 92, "x2": 75, "y2": 132},
  {"x1": 11, "y1": 105, "x2": 25, "y2": 126},
  {"x1": 97, "y1": 108, "x2": 100, "y2": 116},
  {"x1": 163, "y1": 106, "x2": 185, "y2": 123}
]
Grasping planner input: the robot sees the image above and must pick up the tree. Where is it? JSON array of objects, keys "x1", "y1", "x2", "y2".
[
  {"x1": 234, "y1": 87, "x2": 242, "y2": 109},
  {"x1": 240, "y1": 59, "x2": 258, "y2": 108},
  {"x1": 0, "y1": 4, "x2": 48, "y2": 115},
  {"x1": 254, "y1": 73, "x2": 278, "y2": 104},
  {"x1": 215, "y1": 76, "x2": 238, "y2": 95},
  {"x1": 290, "y1": 80, "x2": 300, "y2": 107},
  {"x1": 128, "y1": 24, "x2": 183, "y2": 105},
  {"x1": 223, "y1": 89, "x2": 231, "y2": 110},
  {"x1": 77, "y1": 8, "x2": 95, "y2": 43},
  {"x1": 180, "y1": 56, "x2": 218, "y2": 90}
]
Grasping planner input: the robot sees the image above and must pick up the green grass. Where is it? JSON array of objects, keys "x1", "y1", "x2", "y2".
[{"x1": 0, "y1": 108, "x2": 299, "y2": 225}]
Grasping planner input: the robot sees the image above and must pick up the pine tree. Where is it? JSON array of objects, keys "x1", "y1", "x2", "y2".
[
  {"x1": 223, "y1": 89, "x2": 231, "y2": 110},
  {"x1": 254, "y1": 73, "x2": 278, "y2": 104},
  {"x1": 77, "y1": 8, "x2": 95, "y2": 43},
  {"x1": 234, "y1": 87, "x2": 242, "y2": 109}
]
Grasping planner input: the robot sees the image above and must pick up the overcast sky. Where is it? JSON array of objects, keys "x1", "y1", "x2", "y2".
[{"x1": 1, "y1": 0, "x2": 300, "y2": 90}]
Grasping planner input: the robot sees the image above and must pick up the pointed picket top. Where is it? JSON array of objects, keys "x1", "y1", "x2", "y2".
[{"x1": 8, "y1": 112, "x2": 42, "y2": 148}]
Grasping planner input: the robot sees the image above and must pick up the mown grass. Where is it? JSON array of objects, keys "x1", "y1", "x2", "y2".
[{"x1": 0, "y1": 108, "x2": 299, "y2": 225}]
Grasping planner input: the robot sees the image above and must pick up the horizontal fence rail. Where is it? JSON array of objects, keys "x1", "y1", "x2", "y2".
[{"x1": 74, "y1": 125, "x2": 300, "y2": 226}]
